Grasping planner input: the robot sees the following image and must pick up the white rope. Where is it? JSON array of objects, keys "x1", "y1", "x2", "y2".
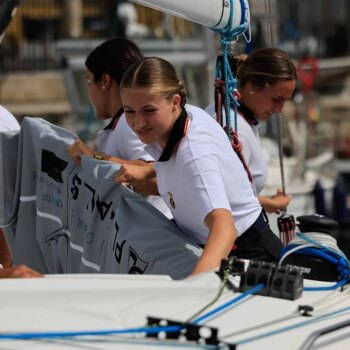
[
  {"x1": 293, "y1": 232, "x2": 348, "y2": 260},
  {"x1": 279, "y1": 231, "x2": 350, "y2": 276},
  {"x1": 278, "y1": 243, "x2": 314, "y2": 266}
]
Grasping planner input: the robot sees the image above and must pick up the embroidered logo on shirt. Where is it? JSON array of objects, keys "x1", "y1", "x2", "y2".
[{"x1": 168, "y1": 192, "x2": 176, "y2": 209}]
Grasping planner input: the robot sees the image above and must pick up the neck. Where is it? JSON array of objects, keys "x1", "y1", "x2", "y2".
[
  {"x1": 160, "y1": 108, "x2": 183, "y2": 149},
  {"x1": 107, "y1": 84, "x2": 122, "y2": 118}
]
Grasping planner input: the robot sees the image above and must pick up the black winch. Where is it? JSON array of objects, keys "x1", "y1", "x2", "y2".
[{"x1": 280, "y1": 214, "x2": 343, "y2": 282}]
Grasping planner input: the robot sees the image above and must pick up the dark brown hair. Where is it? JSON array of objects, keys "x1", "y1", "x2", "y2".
[
  {"x1": 230, "y1": 48, "x2": 297, "y2": 88},
  {"x1": 120, "y1": 57, "x2": 187, "y2": 107},
  {"x1": 85, "y1": 37, "x2": 143, "y2": 84}
]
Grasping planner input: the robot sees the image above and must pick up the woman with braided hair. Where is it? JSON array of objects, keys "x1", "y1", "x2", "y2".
[
  {"x1": 115, "y1": 57, "x2": 283, "y2": 276},
  {"x1": 206, "y1": 48, "x2": 296, "y2": 214}
]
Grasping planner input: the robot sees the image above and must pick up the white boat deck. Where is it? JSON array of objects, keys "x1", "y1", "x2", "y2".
[{"x1": 1, "y1": 273, "x2": 349, "y2": 349}]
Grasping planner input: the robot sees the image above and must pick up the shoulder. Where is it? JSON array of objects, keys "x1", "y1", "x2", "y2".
[
  {"x1": 183, "y1": 105, "x2": 233, "y2": 150},
  {"x1": 235, "y1": 111, "x2": 257, "y2": 138},
  {"x1": 0, "y1": 105, "x2": 20, "y2": 132},
  {"x1": 186, "y1": 104, "x2": 222, "y2": 130},
  {"x1": 204, "y1": 102, "x2": 216, "y2": 118},
  {"x1": 115, "y1": 114, "x2": 139, "y2": 139},
  {"x1": 116, "y1": 113, "x2": 130, "y2": 130}
]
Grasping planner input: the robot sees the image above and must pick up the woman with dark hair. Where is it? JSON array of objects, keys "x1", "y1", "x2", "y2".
[
  {"x1": 115, "y1": 57, "x2": 283, "y2": 276},
  {"x1": 67, "y1": 38, "x2": 171, "y2": 218},
  {"x1": 206, "y1": 48, "x2": 297, "y2": 213}
]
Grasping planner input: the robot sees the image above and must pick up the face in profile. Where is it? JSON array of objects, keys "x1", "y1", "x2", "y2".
[
  {"x1": 86, "y1": 70, "x2": 107, "y2": 119},
  {"x1": 250, "y1": 80, "x2": 296, "y2": 121},
  {"x1": 121, "y1": 87, "x2": 181, "y2": 148}
]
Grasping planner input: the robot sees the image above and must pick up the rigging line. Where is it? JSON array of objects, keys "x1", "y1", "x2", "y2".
[
  {"x1": 303, "y1": 278, "x2": 349, "y2": 292},
  {"x1": 234, "y1": 305, "x2": 350, "y2": 345},
  {"x1": 297, "y1": 232, "x2": 350, "y2": 263},
  {"x1": 34, "y1": 336, "x2": 216, "y2": 349},
  {"x1": 276, "y1": 112, "x2": 286, "y2": 196},
  {"x1": 211, "y1": 0, "x2": 249, "y2": 138},
  {"x1": 0, "y1": 326, "x2": 182, "y2": 340},
  {"x1": 221, "y1": 313, "x2": 299, "y2": 339},
  {"x1": 299, "y1": 318, "x2": 350, "y2": 350},
  {"x1": 1, "y1": 268, "x2": 259, "y2": 343},
  {"x1": 281, "y1": 233, "x2": 350, "y2": 291},
  {"x1": 221, "y1": 285, "x2": 350, "y2": 339},
  {"x1": 192, "y1": 283, "x2": 265, "y2": 325},
  {"x1": 267, "y1": 0, "x2": 275, "y2": 47},
  {"x1": 264, "y1": 0, "x2": 290, "y2": 203},
  {"x1": 311, "y1": 287, "x2": 350, "y2": 313},
  {"x1": 312, "y1": 290, "x2": 350, "y2": 316},
  {"x1": 185, "y1": 257, "x2": 235, "y2": 323},
  {"x1": 264, "y1": 0, "x2": 273, "y2": 47}
]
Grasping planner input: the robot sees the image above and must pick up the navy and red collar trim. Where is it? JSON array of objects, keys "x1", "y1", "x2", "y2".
[
  {"x1": 237, "y1": 103, "x2": 258, "y2": 126},
  {"x1": 158, "y1": 108, "x2": 189, "y2": 162},
  {"x1": 104, "y1": 108, "x2": 124, "y2": 130}
]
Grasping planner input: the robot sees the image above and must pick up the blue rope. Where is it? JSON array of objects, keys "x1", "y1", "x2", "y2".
[
  {"x1": 235, "y1": 305, "x2": 350, "y2": 345},
  {"x1": 280, "y1": 233, "x2": 350, "y2": 291},
  {"x1": 193, "y1": 283, "x2": 265, "y2": 324},
  {"x1": 211, "y1": 0, "x2": 249, "y2": 137},
  {"x1": 0, "y1": 284, "x2": 265, "y2": 342},
  {"x1": 0, "y1": 326, "x2": 181, "y2": 340}
]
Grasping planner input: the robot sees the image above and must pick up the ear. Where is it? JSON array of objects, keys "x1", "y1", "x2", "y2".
[
  {"x1": 171, "y1": 94, "x2": 181, "y2": 110},
  {"x1": 247, "y1": 82, "x2": 265, "y2": 95},
  {"x1": 247, "y1": 81, "x2": 257, "y2": 93},
  {"x1": 102, "y1": 74, "x2": 112, "y2": 90}
]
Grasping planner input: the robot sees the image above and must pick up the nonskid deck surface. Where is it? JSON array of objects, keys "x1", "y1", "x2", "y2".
[{"x1": 1, "y1": 273, "x2": 350, "y2": 350}]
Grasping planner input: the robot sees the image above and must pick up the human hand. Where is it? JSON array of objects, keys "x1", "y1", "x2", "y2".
[
  {"x1": 0, "y1": 265, "x2": 43, "y2": 278},
  {"x1": 115, "y1": 163, "x2": 155, "y2": 186},
  {"x1": 259, "y1": 190, "x2": 292, "y2": 214},
  {"x1": 67, "y1": 139, "x2": 94, "y2": 165},
  {"x1": 269, "y1": 189, "x2": 292, "y2": 214}
]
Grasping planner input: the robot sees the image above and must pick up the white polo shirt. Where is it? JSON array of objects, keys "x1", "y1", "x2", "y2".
[
  {"x1": 205, "y1": 102, "x2": 267, "y2": 194},
  {"x1": 145, "y1": 104, "x2": 261, "y2": 245},
  {"x1": 98, "y1": 112, "x2": 172, "y2": 219},
  {"x1": 0, "y1": 105, "x2": 20, "y2": 132}
]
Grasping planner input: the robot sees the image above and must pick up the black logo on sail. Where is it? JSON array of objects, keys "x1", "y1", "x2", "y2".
[{"x1": 41, "y1": 149, "x2": 68, "y2": 183}]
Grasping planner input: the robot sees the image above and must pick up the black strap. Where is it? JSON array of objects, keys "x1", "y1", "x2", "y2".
[{"x1": 158, "y1": 108, "x2": 188, "y2": 162}]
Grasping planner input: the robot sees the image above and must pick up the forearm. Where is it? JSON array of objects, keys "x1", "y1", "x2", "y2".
[
  {"x1": 133, "y1": 177, "x2": 160, "y2": 196},
  {"x1": 258, "y1": 195, "x2": 273, "y2": 212},
  {"x1": 115, "y1": 162, "x2": 157, "y2": 188},
  {"x1": 190, "y1": 210, "x2": 236, "y2": 276},
  {"x1": 0, "y1": 229, "x2": 12, "y2": 267},
  {"x1": 105, "y1": 156, "x2": 146, "y2": 166},
  {"x1": 258, "y1": 193, "x2": 291, "y2": 213},
  {"x1": 0, "y1": 265, "x2": 43, "y2": 278}
]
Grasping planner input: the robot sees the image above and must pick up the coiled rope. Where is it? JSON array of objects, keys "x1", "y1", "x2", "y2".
[{"x1": 279, "y1": 231, "x2": 350, "y2": 290}]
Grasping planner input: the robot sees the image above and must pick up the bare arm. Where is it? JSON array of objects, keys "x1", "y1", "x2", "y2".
[
  {"x1": 258, "y1": 190, "x2": 292, "y2": 214},
  {"x1": 67, "y1": 139, "x2": 145, "y2": 166},
  {"x1": 115, "y1": 163, "x2": 159, "y2": 196},
  {"x1": 133, "y1": 178, "x2": 160, "y2": 196},
  {"x1": 0, "y1": 265, "x2": 43, "y2": 278},
  {"x1": 189, "y1": 209, "x2": 237, "y2": 276},
  {"x1": 0, "y1": 229, "x2": 12, "y2": 268},
  {"x1": 0, "y1": 230, "x2": 42, "y2": 278}
]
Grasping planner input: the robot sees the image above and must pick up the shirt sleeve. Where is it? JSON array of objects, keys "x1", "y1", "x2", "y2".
[{"x1": 185, "y1": 156, "x2": 232, "y2": 223}]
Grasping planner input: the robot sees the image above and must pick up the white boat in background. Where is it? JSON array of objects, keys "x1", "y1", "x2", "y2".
[{"x1": 260, "y1": 119, "x2": 337, "y2": 234}]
